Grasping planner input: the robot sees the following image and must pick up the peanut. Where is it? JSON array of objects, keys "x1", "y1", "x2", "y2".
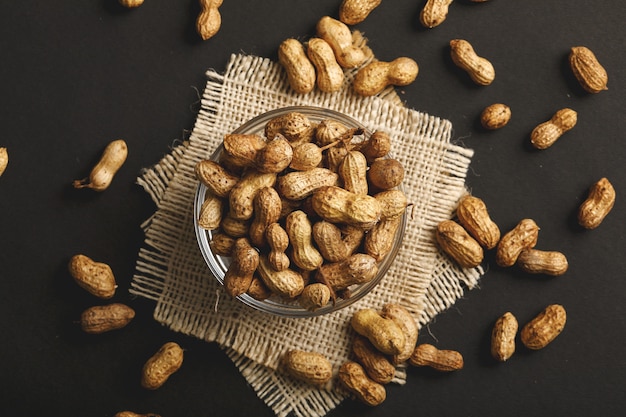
[
  {"x1": 381, "y1": 303, "x2": 418, "y2": 365},
  {"x1": 409, "y1": 344, "x2": 463, "y2": 371},
  {"x1": 313, "y1": 221, "x2": 349, "y2": 262},
  {"x1": 311, "y1": 185, "x2": 382, "y2": 229},
  {"x1": 256, "y1": 255, "x2": 304, "y2": 299},
  {"x1": 351, "y1": 308, "x2": 406, "y2": 356},
  {"x1": 285, "y1": 210, "x2": 324, "y2": 271},
  {"x1": 420, "y1": 0, "x2": 453, "y2": 29},
  {"x1": 80, "y1": 303, "x2": 135, "y2": 334},
  {"x1": 209, "y1": 232, "x2": 235, "y2": 256},
  {"x1": 141, "y1": 342, "x2": 184, "y2": 390},
  {"x1": 278, "y1": 39, "x2": 316, "y2": 95},
  {"x1": 341, "y1": 224, "x2": 365, "y2": 255},
  {"x1": 282, "y1": 350, "x2": 333, "y2": 387},
  {"x1": 265, "y1": 222, "x2": 290, "y2": 271},
  {"x1": 338, "y1": 361, "x2": 386, "y2": 406},
  {"x1": 73, "y1": 139, "x2": 127, "y2": 191},
  {"x1": 456, "y1": 194, "x2": 500, "y2": 249},
  {"x1": 315, "y1": 119, "x2": 361, "y2": 146},
  {"x1": 265, "y1": 111, "x2": 316, "y2": 144},
  {"x1": 277, "y1": 168, "x2": 338, "y2": 200},
  {"x1": 249, "y1": 187, "x2": 282, "y2": 247},
  {"x1": 496, "y1": 218, "x2": 539, "y2": 267},
  {"x1": 352, "y1": 335, "x2": 395, "y2": 384},
  {"x1": 480, "y1": 103, "x2": 511, "y2": 130},
  {"x1": 220, "y1": 214, "x2": 251, "y2": 238},
  {"x1": 196, "y1": 0, "x2": 222, "y2": 41},
  {"x1": 0, "y1": 147, "x2": 7, "y2": 177},
  {"x1": 450, "y1": 39, "x2": 495, "y2": 86},
  {"x1": 247, "y1": 276, "x2": 272, "y2": 300},
  {"x1": 374, "y1": 190, "x2": 408, "y2": 220},
  {"x1": 195, "y1": 159, "x2": 239, "y2": 198},
  {"x1": 578, "y1": 177, "x2": 615, "y2": 229},
  {"x1": 307, "y1": 38, "x2": 344, "y2": 93},
  {"x1": 339, "y1": 0, "x2": 382, "y2": 25},
  {"x1": 367, "y1": 158, "x2": 405, "y2": 191},
  {"x1": 223, "y1": 238, "x2": 259, "y2": 297},
  {"x1": 530, "y1": 108, "x2": 577, "y2": 150},
  {"x1": 223, "y1": 133, "x2": 266, "y2": 168},
  {"x1": 491, "y1": 312, "x2": 518, "y2": 362},
  {"x1": 569, "y1": 46, "x2": 608, "y2": 93},
  {"x1": 353, "y1": 130, "x2": 391, "y2": 162},
  {"x1": 317, "y1": 254, "x2": 379, "y2": 298},
  {"x1": 339, "y1": 150, "x2": 369, "y2": 195},
  {"x1": 316, "y1": 16, "x2": 366, "y2": 68},
  {"x1": 353, "y1": 57, "x2": 419, "y2": 96},
  {"x1": 228, "y1": 171, "x2": 277, "y2": 220},
  {"x1": 118, "y1": 0, "x2": 144, "y2": 8},
  {"x1": 254, "y1": 135, "x2": 293, "y2": 173},
  {"x1": 298, "y1": 283, "x2": 332, "y2": 311},
  {"x1": 435, "y1": 220, "x2": 484, "y2": 269},
  {"x1": 517, "y1": 249, "x2": 568, "y2": 276},
  {"x1": 325, "y1": 145, "x2": 350, "y2": 173},
  {"x1": 114, "y1": 412, "x2": 161, "y2": 417},
  {"x1": 197, "y1": 193, "x2": 223, "y2": 230},
  {"x1": 520, "y1": 304, "x2": 567, "y2": 350},
  {"x1": 364, "y1": 216, "x2": 402, "y2": 262},
  {"x1": 69, "y1": 254, "x2": 117, "y2": 299},
  {"x1": 290, "y1": 142, "x2": 338, "y2": 171}
]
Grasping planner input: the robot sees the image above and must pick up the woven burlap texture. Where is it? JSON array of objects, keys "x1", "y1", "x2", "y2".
[{"x1": 130, "y1": 53, "x2": 482, "y2": 417}]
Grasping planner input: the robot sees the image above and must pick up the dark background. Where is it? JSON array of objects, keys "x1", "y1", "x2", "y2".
[{"x1": 1, "y1": 1, "x2": 624, "y2": 416}]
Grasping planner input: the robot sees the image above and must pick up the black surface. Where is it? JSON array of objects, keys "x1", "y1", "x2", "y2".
[{"x1": 1, "y1": 1, "x2": 625, "y2": 416}]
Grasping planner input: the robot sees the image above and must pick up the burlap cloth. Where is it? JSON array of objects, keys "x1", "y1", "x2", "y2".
[{"x1": 130, "y1": 45, "x2": 483, "y2": 416}]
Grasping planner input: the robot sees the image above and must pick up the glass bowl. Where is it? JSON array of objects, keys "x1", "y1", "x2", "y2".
[{"x1": 193, "y1": 106, "x2": 406, "y2": 317}]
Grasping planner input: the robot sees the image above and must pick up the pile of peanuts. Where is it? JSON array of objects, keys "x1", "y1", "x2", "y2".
[{"x1": 195, "y1": 110, "x2": 408, "y2": 310}]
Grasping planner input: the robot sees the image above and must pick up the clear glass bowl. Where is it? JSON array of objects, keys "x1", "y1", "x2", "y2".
[{"x1": 193, "y1": 106, "x2": 406, "y2": 317}]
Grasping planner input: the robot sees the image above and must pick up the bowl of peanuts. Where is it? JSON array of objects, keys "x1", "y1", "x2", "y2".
[{"x1": 193, "y1": 106, "x2": 407, "y2": 317}]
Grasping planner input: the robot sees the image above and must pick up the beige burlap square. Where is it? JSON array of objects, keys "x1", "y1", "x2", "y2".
[{"x1": 131, "y1": 50, "x2": 482, "y2": 417}]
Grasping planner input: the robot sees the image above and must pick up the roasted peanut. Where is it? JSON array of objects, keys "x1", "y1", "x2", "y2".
[
  {"x1": 209, "y1": 232, "x2": 235, "y2": 256},
  {"x1": 247, "y1": 276, "x2": 272, "y2": 300},
  {"x1": 341, "y1": 224, "x2": 366, "y2": 255},
  {"x1": 325, "y1": 145, "x2": 350, "y2": 173},
  {"x1": 491, "y1": 312, "x2": 518, "y2": 362},
  {"x1": 307, "y1": 37, "x2": 344, "y2": 93},
  {"x1": 578, "y1": 177, "x2": 615, "y2": 229},
  {"x1": 480, "y1": 103, "x2": 511, "y2": 130},
  {"x1": 364, "y1": 216, "x2": 402, "y2": 262},
  {"x1": 0, "y1": 147, "x2": 7, "y2": 177},
  {"x1": 118, "y1": 0, "x2": 144, "y2": 8},
  {"x1": 315, "y1": 119, "x2": 361, "y2": 146},
  {"x1": 339, "y1": 361, "x2": 386, "y2": 406},
  {"x1": 317, "y1": 254, "x2": 378, "y2": 296},
  {"x1": 435, "y1": 220, "x2": 484, "y2": 268},
  {"x1": 69, "y1": 254, "x2": 117, "y2": 299},
  {"x1": 220, "y1": 214, "x2": 251, "y2": 238},
  {"x1": 298, "y1": 283, "x2": 332, "y2": 311},
  {"x1": 517, "y1": 249, "x2": 568, "y2": 276},
  {"x1": 351, "y1": 308, "x2": 406, "y2": 356},
  {"x1": 223, "y1": 238, "x2": 259, "y2": 297},
  {"x1": 223, "y1": 134, "x2": 266, "y2": 168},
  {"x1": 339, "y1": 0, "x2": 382, "y2": 25},
  {"x1": 290, "y1": 141, "x2": 340, "y2": 171},
  {"x1": 197, "y1": 193, "x2": 223, "y2": 230},
  {"x1": 196, "y1": 0, "x2": 222, "y2": 40},
  {"x1": 520, "y1": 304, "x2": 566, "y2": 350},
  {"x1": 114, "y1": 412, "x2": 160, "y2": 417},
  {"x1": 353, "y1": 130, "x2": 391, "y2": 162},
  {"x1": 367, "y1": 158, "x2": 405, "y2": 190},
  {"x1": 496, "y1": 219, "x2": 539, "y2": 267},
  {"x1": 352, "y1": 335, "x2": 395, "y2": 384},
  {"x1": 256, "y1": 255, "x2": 304, "y2": 299},
  {"x1": 254, "y1": 135, "x2": 293, "y2": 173},
  {"x1": 285, "y1": 210, "x2": 324, "y2": 271},
  {"x1": 569, "y1": 46, "x2": 608, "y2": 93},
  {"x1": 530, "y1": 108, "x2": 577, "y2": 150},
  {"x1": 282, "y1": 350, "x2": 333, "y2": 387},
  {"x1": 278, "y1": 39, "x2": 316, "y2": 95},
  {"x1": 228, "y1": 171, "x2": 277, "y2": 220},
  {"x1": 265, "y1": 222, "x2": 290, "y2": 271},
  {"x1": 80, "y1": 303, "x2": 135, "y2": 334},
  {"x1": 277, "y1": 168, "x2": 338, "y2": 200},
  {"x1": 456, "y1": 194, "x2": 500, "y2": 249},
  {"x1": 450, "y1": 39, "x2": 495, "y2": 86},
  {"x1": 141, "y1": 342, "x2": 184, "y2": 390},
  {"x1": 409, "y1": 344, "x2": 463, "y2": 371},
  {"x1": 312, "y1": 186, "x2": 382, "y2": 229},
  {"x1": 374, "y1": 190, "x2": 408, "y2": 220},
  {"x1": 381, "y1": 304, "x2": 418, "y2": 365},
  {"x1": 420, "y1": 0, "x2": 453, "y2": 29},
  {"x1": 265, "y1": 111, "x2": 316, "y2": 144},
  {"x1": 353, "y1": 57, "x2": 419, "y2": 96},
  {"x1": 195, "y1": 159, "x2": 240, "y2": 198},
  {"x1": 316, "y1": 16, "x2": 366, "y2": 68},
  {"x1": 249, "y1": 187, "x2": 282, "y2": 247},
  {"x1": 73, "y1": 139, "x2": 127, "y2": 191},
  {"x1": 339, "y1": 150, "x2": 368, "y2": 195},
  {"x1": 313, "y1": 221, "x2": 349, "y2": 262}
]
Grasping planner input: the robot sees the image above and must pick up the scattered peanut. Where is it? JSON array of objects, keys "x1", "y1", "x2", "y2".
[
  {"x1": 496, "y1": 219, "x2": 539, "y2": 267},
  {"x1": 456, "y1": 194, "x2": 500, "y2": 249},
  {"x1": 278, "y1": 39, "x2": 316, "y2": 94},
  {"x1": 381, "y1": 303, "x2": 418, "y2": 365},
  {"x1": 69, "y1": 254, "x2": 117, "y2": 299},
  {"x1": 0, "y1": 147, "x2": 7, "y2": 177},
  {"x1": 307, "y1": 38, "x2": 344, "y2": 93},
  {"x1": 530, "y1": 108, "x2": 577, "y2": 150},
  {"x1": 409, "y1": 344, "x2": 464, "y2": 371},
  {"x1": 520, "y1": 304, "x2": 567, "y2": 350},
  {"x1": 141, "y1": 342, "x2": 184, "y2": 390},
  {"x1": 569, "y1": 46, "x2": 608, "y2": 93},
  {"x1": 338, "y1": 361, "x2": 386, "y2": 406},
  {"x1": 339, "y1": 0, "x2": 382, "y2": 25},
  {"x1": 316, "y1": 16, "x2": 366, "y2": 68},
  {"x1": 73, "y1": 139, "x2": 127, "y2": 191},
  {"x1": 352, "y1": 335, "x2": 395, "y2": 384},
  {"x1": 282, "y1": 350, "x2": 333, "y2": 387},
  {"x1": 196, "y1": 0, "x2": 222, "y2": 41},
  {"x1": 578, "y1": 177, "x2": 615, "y2": 229},
  {"x1": 353, "y1": 57, "x2": 419, "y2": 96},
  {"x1": 517, "y1": 249, "x2": 568, "y2": 276},
  {"x1": 351, "y1": 308, "x2": 406, "y2": 356},
  {"x1": 450, "y1": 39, "x2": 495, "y2": 86},
  {"x1": 491, "y1": 312, "x2": 518, "y2": 362},
  {"x1": 480, "y1": 103, "x2": 511, "y2": 130},
  {"x1": 435, "y1": 220, "x2": 484, "y2": 269},
  {"x1": 80, "y1": 303, "x2": 135, "y2": 334},
  {"x1": 420, "y1": 0, "x2": 453, "y2": 29},
  {"x1": 118, "y1": 0, "x2": 144, "y2": 8}
]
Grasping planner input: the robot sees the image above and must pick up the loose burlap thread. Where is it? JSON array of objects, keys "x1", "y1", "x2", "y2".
[{"x1": 130, "y1": 48, "x2": 483, "y2": 417}]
